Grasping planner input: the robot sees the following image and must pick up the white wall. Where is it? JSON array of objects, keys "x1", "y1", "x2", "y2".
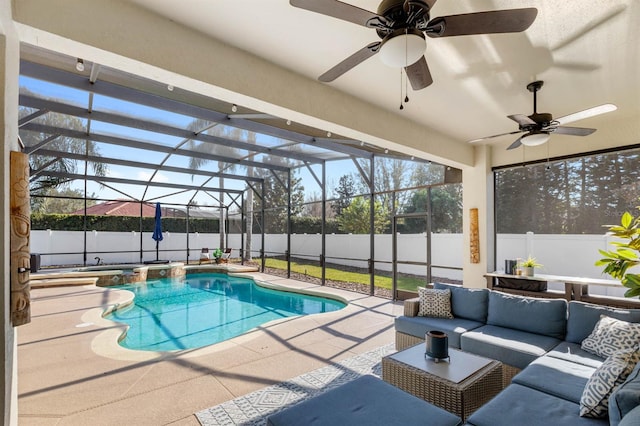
[{"x1": 496, "y1": 233, "x2": 624, "y2": 297}]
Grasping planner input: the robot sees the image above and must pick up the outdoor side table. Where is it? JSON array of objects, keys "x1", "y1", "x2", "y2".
[{"x1": 382, "y1": 344, "x2": 503, "y2": 421}]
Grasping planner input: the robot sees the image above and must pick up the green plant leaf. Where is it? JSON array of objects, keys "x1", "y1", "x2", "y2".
[{"x1": 621, "y1": 212, "x2": 633, "y2": 228}]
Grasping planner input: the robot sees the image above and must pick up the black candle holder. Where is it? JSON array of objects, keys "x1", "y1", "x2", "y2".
[{"x1": 425, "y1": 330, "x2": 449, "y2": 363}]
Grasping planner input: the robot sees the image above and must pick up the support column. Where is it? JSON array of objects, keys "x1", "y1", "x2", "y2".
[
  {"x1": 1, "y1": 0, "x2": 21, "y2": 422},
  {"x1": 462, "y1": 146, "x2": 494, "y2": 288}
]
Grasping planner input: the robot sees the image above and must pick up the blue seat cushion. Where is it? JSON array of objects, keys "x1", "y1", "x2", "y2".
[
  {"x1": 266, "y1": 375, "x2": 462, "y2": 426},
  {"x1": 433, "y1": 282, "x2": 489, "y2": 323},
  {"x1": 619, "y1": 405, "x2": 640, "y2": 426},
  {"x1": 487, "y1": 291, "x2": 567, "y2": 339},
  {"x1": 394, "y1": 315, "x2": 483, "y2": 348},
  {"x1": 460, "y1": 325, "x2": 561, "y2": 369},
  {"x1": 512, "y1": 355, "x2": 597, "y2": 403},
  {"x1": 466, "y1": 383, "x2": 609, "y2": 426},
  {"x1": 546, "y1": 341, "x2": 605, "y2": 369},
  {"x1": 565, "y1": 301, "x2": 640, "y2": 344},
  {"x1": 610, "y1": 360, "x2": 640, "y2": 426}
]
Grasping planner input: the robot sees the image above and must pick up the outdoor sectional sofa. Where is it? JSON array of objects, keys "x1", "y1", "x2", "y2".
[
  {"x1": 268, "y1": 283, "x2": 640, "y2": 425},
  {"x1": 395, "y1": 282, "x2": 640, "y2": 425}
]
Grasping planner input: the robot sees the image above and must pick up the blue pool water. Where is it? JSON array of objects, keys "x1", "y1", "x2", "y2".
[{"x1": 106, "y1": 273, "x2": 346, "y2": 351}]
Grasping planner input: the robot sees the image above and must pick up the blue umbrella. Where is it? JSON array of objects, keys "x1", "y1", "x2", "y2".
[{"x1": 152, "y1": 203, "x2": 163, "y2": 261}]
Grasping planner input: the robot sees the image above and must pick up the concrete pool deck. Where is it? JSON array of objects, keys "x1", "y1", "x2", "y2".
[{"x1": 18, "y1": 271, "x2": 402, "y2": 425}]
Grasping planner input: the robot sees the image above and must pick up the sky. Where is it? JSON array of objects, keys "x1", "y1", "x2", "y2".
[{"x1": 20, "y1": 75, "x2": 367, "y2": 209}]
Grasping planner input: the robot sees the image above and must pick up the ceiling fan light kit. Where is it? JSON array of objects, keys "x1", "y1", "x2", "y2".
[
  {"x1": 379, "y1": 29, "x2": 425, "y2": 67},
  {"x1": 471, "y1": 80, "x2": 617, "y2": 150},
  {"x1": 521, "y1": 132, "x2": 550, "y2": 147},
  {"x1": 290, "y1": 0, "x2": 537, "y2": 90}
]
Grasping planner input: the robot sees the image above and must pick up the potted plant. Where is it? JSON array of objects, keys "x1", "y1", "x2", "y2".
[
  {"x1": 212, "y1": 248, "x2": 224, "y2": 264},
  {"x1": 519, "y1": 256, "x2": 542, "y2": 277},
  {"x1": 596, "y1": 209, "x2": 640, "y2": 298}
]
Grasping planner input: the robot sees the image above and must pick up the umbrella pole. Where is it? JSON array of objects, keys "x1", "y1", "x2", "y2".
[{"x1": 156, "y1": 240, "x2": 159, "y2": 261}]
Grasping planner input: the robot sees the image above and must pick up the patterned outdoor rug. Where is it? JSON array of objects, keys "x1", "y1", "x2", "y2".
[{"x1": 196, "y1": 343, "x2": 395, "y2": 425}]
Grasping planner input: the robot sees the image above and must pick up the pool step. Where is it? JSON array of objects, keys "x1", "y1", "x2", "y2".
[{"x1": 30, "y1": 277, "x2": 99, "y2": 288}]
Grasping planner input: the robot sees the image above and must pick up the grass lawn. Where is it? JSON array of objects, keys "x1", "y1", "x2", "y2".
[{"x1": 264, "y1": 258, "x2": 424, "y2": 292}]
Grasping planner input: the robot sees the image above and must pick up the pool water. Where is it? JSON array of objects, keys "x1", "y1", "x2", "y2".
[{"x1": 106, "y1": 273, "x2": 346, "y2": 351}]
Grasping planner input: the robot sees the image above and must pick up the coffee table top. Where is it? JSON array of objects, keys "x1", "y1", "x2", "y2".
[{"x1": 386, "y1": 344, "x2": 493, "y2": 384}]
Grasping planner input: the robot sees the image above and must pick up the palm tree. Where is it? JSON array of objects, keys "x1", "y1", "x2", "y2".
[
  {"x1": 186, "y1": 119, "x2": 243, "y2": 250},
  {"x1": 19, "y1": 107, "x2": 108, "y2": 208}
]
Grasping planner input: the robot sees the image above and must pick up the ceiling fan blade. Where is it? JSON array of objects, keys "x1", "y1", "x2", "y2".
[
  {"x1": 426, "y1": 8, "x2": 537, "y2": 38},
  {"x1": 508, "y1": 114, "x2": 536, "y2": 126},
  {"x1": 289, "y1": 0, "x2": 382, "y2": 27},
  {"x1": 507, "y1": 136, "x2": 525, "y2": 150},
  {"x1": 405, "y1": 56, "x2": 433, "y2": 90},
  {"x1": 553, "y1": 126, "x2": 596, "y2": 136},
  {"x1": 555, "y1": 104, "x2": 617, "y2": 125},
  {"x1": 318, "y1": 42, "x2": 381, "y2": 82},
  {"x1": 468, "y1": 130, "x2": 523, "y2": 144}
]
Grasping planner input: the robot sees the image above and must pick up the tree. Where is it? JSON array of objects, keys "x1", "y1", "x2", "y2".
[
  {"x1": 20, "y1": 103, "x2": 107, "y2": 196},
  {"x1": 337, "y1": 196, "x2": 389, "y2": 234},
  {"x1": 332, "y1": 174, "x2": 357, "y2": 216},
  {"x1": 31, "y1": 188, "x2": 97, "y2": 214},
  {"x1": 411, "y1": 162, "x2": 445, "y2": 186},
  {"x1": 373, "y1": 158, "x2": 409, "y2": 213},
  {"x1": 254, "y1": 159, "x2": 305, "y2": 233},
  {"x1": 186, "y1": 120, "x2": 241, "y2": 250},
  {"x1": 400, "y1": 184, "x2": 462, "y2": 233}
]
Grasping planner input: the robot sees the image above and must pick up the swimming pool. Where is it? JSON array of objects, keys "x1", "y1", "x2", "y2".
[{"x1": 105, "y1": 273, "x2": 346, "y2": 351}]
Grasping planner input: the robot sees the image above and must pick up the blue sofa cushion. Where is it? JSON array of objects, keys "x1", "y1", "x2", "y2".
[
  {"x1": 433, "y1": 282, "x2": 489, "y2": 323},
  {"x1": 266, "y1": 375, "x2": 463, "y2": 426},
  {"x1": 619, "y1": 405, "x2": 640, "y2": 426},
  {"x1": 466, "y1": 383, "x2": 609, "y2": 426},
  {"x1": 546, "y1": 341, "x2": 605, "y2": 369},
  {"x1": 487, "y1": 291, "x2": 567, "y2": 339},
  {"x1": 394, "y1": 315, "x2": 484, "y2": 348},
  {"x1": 460, "y1": 325, "x2": 562, "y2": 369},
  {"x1": 512, "y1": 355, "x2": 597, "y2": 404},
  {"x1": 565, "y1": 301, "x2": 640, "y2": 344},
  {"x1": 610, "y1": 360, "x2": 640, "y2": 426}
]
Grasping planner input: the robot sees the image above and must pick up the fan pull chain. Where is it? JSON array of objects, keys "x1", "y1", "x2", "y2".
[
  {"x1": 404, "y1": 29, "x2": 409, "y2": 104},
  {"x1": 399, "y1": 68, "x2": 404, "y2": 110},
  {"x1": 399, "y1": 30, "x2": 410, "y2": 111}
]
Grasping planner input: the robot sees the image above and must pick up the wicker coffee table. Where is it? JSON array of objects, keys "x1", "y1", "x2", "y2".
[{"x1": 382, "y1": 344, "x2": 503, "y2": 420}]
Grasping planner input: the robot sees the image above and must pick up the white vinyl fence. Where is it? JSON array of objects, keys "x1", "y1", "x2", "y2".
[{"x1": 30, "y1": 230, "x2": 625, "y2": 296}]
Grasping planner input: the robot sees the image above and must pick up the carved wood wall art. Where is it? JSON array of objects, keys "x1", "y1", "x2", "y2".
[
  {"x1": 10, "y1": 151, "x2": 31, "y2": 326},
  {"x1": 470, "y1": 208, "x2": 480, "y2": 264}
]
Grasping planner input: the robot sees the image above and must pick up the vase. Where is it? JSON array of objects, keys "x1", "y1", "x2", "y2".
[
  {"x1": 425, "y1": 330, "x2": 449, "y2": 362},
  {"x1": 523, "y1": 266, "x2": 534, "y2": 277}
]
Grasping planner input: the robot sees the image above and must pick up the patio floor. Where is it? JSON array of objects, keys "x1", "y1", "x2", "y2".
[{"x1": 17, "y1": 272, "x2": 402, "y2": 425}]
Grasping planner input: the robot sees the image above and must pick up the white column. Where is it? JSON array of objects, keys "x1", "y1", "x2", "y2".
[{"x1": 462, "y1": 145, "x2": 495, "y2": 288}]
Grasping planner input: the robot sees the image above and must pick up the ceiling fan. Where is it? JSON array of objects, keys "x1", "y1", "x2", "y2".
[
  {"x1": 289, "y1": 0, "x2": 538, "y2": 90},
  {"x1": 469, "y1": 80, "x2": 617, "y2": 150}
]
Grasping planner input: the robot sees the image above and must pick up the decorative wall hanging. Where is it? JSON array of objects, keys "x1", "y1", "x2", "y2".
[
  {"x1": 10, "y1": 151, "x2": 31, "y2": 326},
  {"x1": 470, "y1": 208, "x2": 480, "y2": 264}
]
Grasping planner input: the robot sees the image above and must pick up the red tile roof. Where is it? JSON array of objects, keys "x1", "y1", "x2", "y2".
[{"x1": 72, "y1": 201, "x2": 157, "y2": 217}]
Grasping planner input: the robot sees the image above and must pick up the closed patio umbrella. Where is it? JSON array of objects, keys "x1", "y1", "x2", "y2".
[{"x1": 152, "y1": 203, "x2": 163, "y2": 261}]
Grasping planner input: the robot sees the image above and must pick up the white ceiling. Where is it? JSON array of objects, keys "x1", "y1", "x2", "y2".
[{"x1": 129, "y1": 0, "x2": 640, "y2": 155}]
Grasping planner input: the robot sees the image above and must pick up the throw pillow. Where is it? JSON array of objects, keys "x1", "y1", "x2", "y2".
[
  {"x1": 417, "y1": 287, "x2": 453, "y2": 319},
  {"x1": 580, "y1": 348, "x2": 640, "y2": 418},
  {"x1": 581, "y1": 315, "x2": 640, "y2": 358}
]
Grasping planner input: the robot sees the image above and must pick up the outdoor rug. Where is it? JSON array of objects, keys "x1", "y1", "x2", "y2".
[{"x1": 196, "y1": 343, "x2": 395, "y2": 425}]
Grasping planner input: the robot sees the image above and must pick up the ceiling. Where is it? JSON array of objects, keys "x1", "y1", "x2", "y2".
[
  {"x1": 11, "y1": 0, "x2": 640, "y2": 168},
  {"x1": 126, "y1": 0, "x2": 640, "y2": 158}
]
